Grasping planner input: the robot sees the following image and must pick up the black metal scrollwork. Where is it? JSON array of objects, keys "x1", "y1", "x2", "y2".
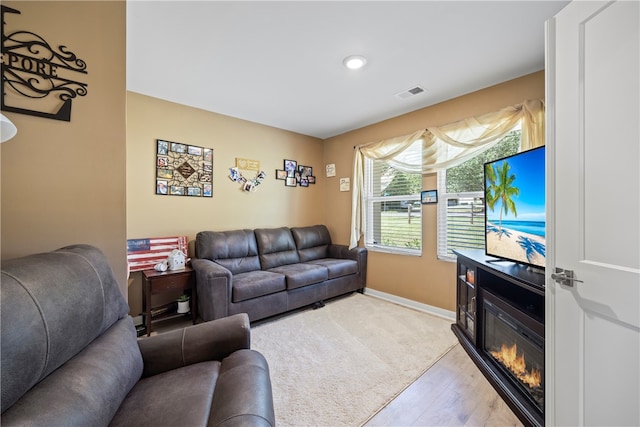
[{"x1": 1, "y1": 5, "x2": 88, "y2": 121}]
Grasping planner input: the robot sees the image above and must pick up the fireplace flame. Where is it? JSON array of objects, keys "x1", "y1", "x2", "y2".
[{"x1": 490, "y1": 343, "x2": 541, "y2": 388}]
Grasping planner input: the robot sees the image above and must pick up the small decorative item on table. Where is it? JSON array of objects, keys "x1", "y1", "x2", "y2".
[
  {"x1": 167, "y1": 249, "x2": 186, "y2": 270},
  {"x1": 466, "y1": 269, "x2": 475, "y2": 285}
]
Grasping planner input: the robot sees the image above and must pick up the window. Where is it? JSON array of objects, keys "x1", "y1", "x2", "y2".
[
  {"x1": 437, "y1": 129, "x2": 521, "y2": 260},
  {"x1": 364, "y1": 157, "x2": 422, "y2": 255}
]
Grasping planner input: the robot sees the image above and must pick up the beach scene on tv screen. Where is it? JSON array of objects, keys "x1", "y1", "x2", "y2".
[{"x1": 485, "y1": 147, "x2": 546, "y2": 268}]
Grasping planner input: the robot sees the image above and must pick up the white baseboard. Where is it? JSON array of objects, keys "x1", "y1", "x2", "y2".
[{"x1": 363, "y1": 288, "x2": 456, "y2": 322}]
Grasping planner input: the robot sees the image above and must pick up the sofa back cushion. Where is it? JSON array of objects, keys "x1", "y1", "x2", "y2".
[
  {"x1": 291, "y1": 225, "x2": 332, "y2": 262},
  {"x1": 196, "y1": 230, "x2": 261, "y2": 274},
  {"x1": 0, "y1": 244, "x2": 132, "y2": 413},
  {"x1": 255, "y1": 227, "x2": 300, "y2": 270}
]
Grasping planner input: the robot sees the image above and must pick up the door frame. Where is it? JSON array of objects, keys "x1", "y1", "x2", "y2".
[{"x1": 544, "y1": 15, "x2": 557, "y2": 426}]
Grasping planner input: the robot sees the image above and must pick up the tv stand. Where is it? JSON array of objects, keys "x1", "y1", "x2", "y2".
[
  {"x1": 452, "y1": 249, "x2": 545, "y2": 427},
  {"x1": 485, "y1": 258, "x2": 514, "y2": 264}
]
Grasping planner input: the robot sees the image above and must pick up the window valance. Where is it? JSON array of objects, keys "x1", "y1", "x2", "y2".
[{"x1": 350, "y1": 99, "x2": 545, "y2": 248}]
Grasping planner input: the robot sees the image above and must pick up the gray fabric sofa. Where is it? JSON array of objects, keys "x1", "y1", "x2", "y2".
[
  {"x1": 192, "y1": 225, "x2": 367, "y2": 322},
  {"x1": 1, "y1": 244, "x2": 275, "y2": 427}
]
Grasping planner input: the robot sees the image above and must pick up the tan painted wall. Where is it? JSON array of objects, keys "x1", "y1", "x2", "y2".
[
  {"x1": 1, "y1": 1, "x2": 127, "y2": 295},
  {"x1": 126, "y1": 92, "x2": 325, "y2": 314},
  {"x1": 323, "y1": 71, "x2": 545, "y2": 311},
  {"x1": 0, "y1": 1, "x2": 543, "y2": 318}
]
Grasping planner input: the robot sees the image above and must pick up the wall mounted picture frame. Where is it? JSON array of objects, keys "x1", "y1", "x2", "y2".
[
  {"x1": 325, "y1": 163, "x2": 336, "y2": 177},
  {"x1": 280, "y1": 159, "x2": 315, "y2": 188},
  {"x1": 156, "y1": 139, "x2": 213, "y2": 197},
  {"x1": 340, "y1": 178, "x2": 350, "y2": 192},
  {"x1": 298, "y1": 165, "x2": 312, "y2": 178},
  {"x1": 285, "y1": 177, "x2": 297, "y2": 187},
  {"x1": 421, "y1": 189, "x2": 438, "y2": 204},
  {"x1": 284, "y1": 159, "x2": 297, "y2": 176}
]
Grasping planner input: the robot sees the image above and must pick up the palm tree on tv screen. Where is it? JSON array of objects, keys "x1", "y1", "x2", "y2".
[{"x1": 486, "y1": 161, "x2": 520, "y2": 239}]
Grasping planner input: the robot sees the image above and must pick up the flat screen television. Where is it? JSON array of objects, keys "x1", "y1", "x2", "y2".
[{"x1": 484, "y1": 146, "x2": 546, "y2": 270}]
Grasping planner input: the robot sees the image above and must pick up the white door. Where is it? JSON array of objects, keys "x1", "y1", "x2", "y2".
[{"x1": 546, "y1": 1, "x2": 640, "y2": 426}]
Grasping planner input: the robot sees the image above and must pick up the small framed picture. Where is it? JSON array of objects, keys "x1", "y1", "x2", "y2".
[
  {"x1": 157, "y1": 156, "x2": 169, "y2": 168},
  {"x1": 284, "y1": 159, "x2": 297, "y2": 176},
  {"x1": 275, "y1": 169, "x2": 287, "y2": 180},
  {"x1": 157, "y1": 140, "x2": 169, "y2": 155},
  {"x1": 157, "y1": 168, "x2": 173, "y2": 179},
  {"x1": 203, "y1": 148, "x2": 213, "y2": 162},
  {"x1": 298, "y1": 165, "x2": 312, "y2": 178},
  {"x1": 340, "y1": 177, "x2": 350, "y2": 192},
  {"x1": 170, "y1": 186, "x2": 184, "y2": 195},
  {"x1": 308, "y1": 176, "x2": 316, "y2": 184},
  {"x1": 285, "y1": 177, "x2": 297, "y2": 187},
  {"x1": 421, "y1": 189, "x2": 438, "y2": 204},
  {"x1": 326, "y1": 163, "x2": 336, "y2": 177},
  {"x1": 187, "y1": 146, "x2": 202, "y2": 156},
  {"x1": 156, "y1": 180, "x2": 168, "y2": 195},
  {"x1": 171, "y1": 142, "x2": 186, "y2": 153}
]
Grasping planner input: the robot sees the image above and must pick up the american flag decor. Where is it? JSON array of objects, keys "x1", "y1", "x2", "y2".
[{"x1": 126, "y1": 236, "x2": 188, "y2": 272}]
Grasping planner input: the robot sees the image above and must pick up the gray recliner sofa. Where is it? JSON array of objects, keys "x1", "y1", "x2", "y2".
[
  {"x1": 1, "y1": 244, "x2": 275, "y2": 427},
  {"x1": 192, "y1": 224, "x2": 367, "y2": 322}
]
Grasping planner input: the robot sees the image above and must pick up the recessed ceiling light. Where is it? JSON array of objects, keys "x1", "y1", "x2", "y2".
[{"x1": 343, "y1": 55, "x2": 367, "y2": 70}]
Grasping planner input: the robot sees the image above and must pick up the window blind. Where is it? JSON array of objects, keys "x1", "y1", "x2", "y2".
[{"x1": 365, "y1": 157, "x2": 421, "y2": 254}]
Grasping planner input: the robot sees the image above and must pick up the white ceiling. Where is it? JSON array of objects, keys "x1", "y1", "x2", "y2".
[{"x1": 127, "y1": 1, "x2": 569, "y2": 140}]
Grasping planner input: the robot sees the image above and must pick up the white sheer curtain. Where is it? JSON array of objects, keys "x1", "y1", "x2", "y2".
[{"x1": 350, "y1": 99, "x2": 545, "y2": 248}]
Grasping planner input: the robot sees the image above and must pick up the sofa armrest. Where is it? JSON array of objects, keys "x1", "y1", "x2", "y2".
[
  {"x1": 191, "y1": 258, "x2": 233, "y2": 321},
  {"x1": 328, "y1": 243, "x2": 366, "y2": 261},
  {"x1": 328, "y1": 244, "x2": 367, "y2": 285},
  {"x1": 138, "y1": 313, "x2": 250, "y2": 378}
]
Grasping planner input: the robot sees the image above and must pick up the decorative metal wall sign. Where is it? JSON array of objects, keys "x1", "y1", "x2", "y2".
[
  {"x1": 156, "y1": 139, "x2": 213, "y2": 197},
  {"x1": 235, "y1": 157, "x2": 260, "y2": 171},
  {"x1": 1, "y1": 5, "x2": 88, "y2": 121}
]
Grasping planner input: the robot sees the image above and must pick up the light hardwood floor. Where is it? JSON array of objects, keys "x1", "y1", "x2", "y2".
[{"x1": 364, "y1": 344, "x2": 524, "y2": 427}]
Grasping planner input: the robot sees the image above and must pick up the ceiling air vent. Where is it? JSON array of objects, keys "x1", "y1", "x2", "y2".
[{"x1": 394, "y1": 85, "x2": 426, "y2": 100}]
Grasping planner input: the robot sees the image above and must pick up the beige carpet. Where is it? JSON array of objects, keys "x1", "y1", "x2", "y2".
[{"x1": 251, "y1": 293, "x2": 458, "y2": 427}]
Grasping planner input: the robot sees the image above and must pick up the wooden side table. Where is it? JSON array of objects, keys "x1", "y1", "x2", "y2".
[{"x1": 142, "y1": 266, "x2": 196, "y2": 336}]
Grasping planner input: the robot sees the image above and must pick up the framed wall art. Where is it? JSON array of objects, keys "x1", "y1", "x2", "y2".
[
  {"x1": 280, "y1": 159, "x2": 316, "y2": 188},
  {"x1": 421, "y1": 190, "x2": 438, "y2": 204},
  {"x1": 156, "y1": 139, "x2": 213, "y2": 197},
  {"x1": 285, "y1": 177, "x2": 297, "y2": 187}
]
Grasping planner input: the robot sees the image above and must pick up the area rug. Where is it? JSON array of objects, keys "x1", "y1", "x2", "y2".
[{"x1": 250, "y1": 293, "x2": 458, "y2": 426}]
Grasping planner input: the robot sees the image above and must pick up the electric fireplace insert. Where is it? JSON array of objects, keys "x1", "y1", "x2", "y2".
[{"x1": 482, "y1": 290, "x2": 544, "y2": 414}]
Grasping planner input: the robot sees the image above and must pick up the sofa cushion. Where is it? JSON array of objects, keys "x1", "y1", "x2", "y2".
[
  {"x1": 1, "y1": 317, "x2": 142, "y2": 426},
  {"x1": 232, "y1": 270, "x2": 286, "y2": 302},
  {"x1": 291, "y1": 225, "x2": 331, "y2": 261},
  {"x1": 268, "y1": 263, "x2": 329, "y2": 290},
  {"x1": 196, "y1": 230, "x2": 261, "y2": 274},
  {"x1": 0, "y1": 244, "x2": 130, "y2": 412},
  {"x1": 305, "y1": 258, "x2": 359, "y2": 279},
  {"x1": 110, "y1": 361, "x2": 219, "y2": 427},
  {"x1": 255, "y1": 227, "x2": 300, "y2": 269}
]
